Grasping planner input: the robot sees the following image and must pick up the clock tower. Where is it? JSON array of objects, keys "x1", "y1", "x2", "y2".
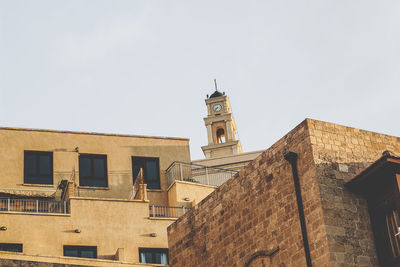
[{"x1": 201, "y1": 87, "x2": 243, "y2": 159}]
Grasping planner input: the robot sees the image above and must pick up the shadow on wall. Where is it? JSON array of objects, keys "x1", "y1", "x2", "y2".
[{"x1": 244, "y1": 248, "x2": 280, "y2": 267}]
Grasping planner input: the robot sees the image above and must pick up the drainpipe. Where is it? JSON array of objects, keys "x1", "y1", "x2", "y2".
[{"x1": 284, "y1": 152, "x2": 312, "y2": 267}]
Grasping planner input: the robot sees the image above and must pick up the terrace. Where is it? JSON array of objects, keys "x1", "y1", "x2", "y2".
[{"x1": 166, "y1": 161, "x2": 238, "y2": 187}]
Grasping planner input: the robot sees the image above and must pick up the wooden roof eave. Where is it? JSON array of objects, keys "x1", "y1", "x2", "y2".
[{"x1": 345, "y1": 154, "x2": 400, "y2": 195}]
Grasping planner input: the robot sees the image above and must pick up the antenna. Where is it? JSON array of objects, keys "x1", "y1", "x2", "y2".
[{"x1": 214, "y1": 79, "x2": 218, "y2": 91}]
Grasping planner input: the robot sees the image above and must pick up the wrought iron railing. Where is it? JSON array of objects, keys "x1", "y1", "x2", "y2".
[
  {"x1": 149, "y1": 205, "x2": 191, "y2": 218},
  {"x1": 166, "y1": 161, "x2": 238, "y2": 187},
  {"x1": 0, "y1": 198, "x2": 69, "y2": 214}
]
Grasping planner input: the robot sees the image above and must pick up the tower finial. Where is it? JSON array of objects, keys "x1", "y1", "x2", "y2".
[{"x1": 214, "y1": 79, "x2": 218, "y2": 91}]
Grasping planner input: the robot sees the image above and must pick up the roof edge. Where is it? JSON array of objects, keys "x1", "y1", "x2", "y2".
[
  {"x1": 0, "y1": 126, "x2": 190, "y2": 141},
  {"x1": 192, "y1": 149, "x2": 264, "y2": 163},
  {"x1": 305, "y1": 118, "x2": 400, "y2": 140}
]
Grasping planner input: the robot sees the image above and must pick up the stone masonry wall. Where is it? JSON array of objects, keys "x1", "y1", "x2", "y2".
[
  {"x1": 168, "y1": 120, "x2": 332, "y2": 267},
  {"x1": 307, "y1": 119, "x2": 400, "y2": 267}
]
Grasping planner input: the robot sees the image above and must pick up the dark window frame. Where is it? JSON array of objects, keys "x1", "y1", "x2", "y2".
[
  {"x1": 370, "y1": 198, "x2": 400, "y2": 266},
  {"x1": 79, "y1": 154, "x2": 108, "y2": 188},
  {"x1": 0, "y1": 243, "x2": 23, "y2": 252},
  {"x1": 132, "y1": 157, "x2": 161, "y2": 190},
  {"x1": 139, "y1": 248, "x2": 168, "y2": 264},
  {"x1": 383, "y1": 207, "x2": 400, "y2": 259},
  {"x1": 63, "y1": 245, "x2": 97, "y2": 259},
  {"x1": 24, "y1": 150, "x2": 53, "y2": 185}
]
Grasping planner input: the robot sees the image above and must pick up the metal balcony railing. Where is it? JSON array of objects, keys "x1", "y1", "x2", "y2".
[
  {"x1": 166, "y1": 161, "x2": 238, "y2": 187},
  {"x1": 0, "y1": 198, "x2": 69, "y2": 214},
  {"x1": 149, "y1": 205, "x2": 191, "y2": 218}
]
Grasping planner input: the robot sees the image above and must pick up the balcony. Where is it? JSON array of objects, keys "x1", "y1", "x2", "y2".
[
  {"x1": 149, "y1": 205, "x2": 191, "y2": 218},
  {"x1": 166, "y1": 161, "x2": 238, "y2": 187},
  {"x1": 0, "y1": 198, "x2": 69, "y2": 214}
]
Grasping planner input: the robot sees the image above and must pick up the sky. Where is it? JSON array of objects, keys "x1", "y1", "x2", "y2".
[{"x1": 1, "y1": 1, "x2": 400, "y2": 160}]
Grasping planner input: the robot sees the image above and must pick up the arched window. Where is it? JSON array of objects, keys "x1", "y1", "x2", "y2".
[{"x1": 216, "y1": 128, "x2": 226, "y2": 143}]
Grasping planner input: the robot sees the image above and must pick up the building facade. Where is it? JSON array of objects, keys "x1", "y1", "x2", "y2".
[
  {"x1": 168, "y1": 119, "x2": 400, "y2": 267},
  {"x1": 0, "y1": 127, "x2": 194, "y2": 266}
]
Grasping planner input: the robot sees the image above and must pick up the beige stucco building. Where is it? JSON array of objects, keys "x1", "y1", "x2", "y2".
[
  {"x1": 0, "y1": 127, "x2": 196, "y2": 266},
  {"x1": 0, "y1": 90, "x2": 262, "y2": 266},
  {"x1": 0, "y1": 126, "x2": 235, "y2": 266}
]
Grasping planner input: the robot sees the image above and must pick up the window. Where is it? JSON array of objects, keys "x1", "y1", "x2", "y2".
[
  {"x1": 0, "y1": 243, "x2": 23, "y2": 252},
  {"x1": 132, "y1": 157, "x2": 160, "y2": 189},
  {"x1": 24, "y1": 151, "x2": 53, "y2": 185},
  {"x1": 216, "y1": 128, "x2": 226, "y2": 143},
  {"x1": 139, "y1": 248, "x2": 168, "y2": 264},
  {"x1": 385, "y1": 209, "x2": 400, "y2": 258},
  {"x1": 79, "y1": 154, "x2": 108, "y2": 187},
  {"x1": 370, "y1": 204, "x2": 400, "y2": 266},
  {"x1": 63, "y1": 245, "x2": 97, "y2": 258}
]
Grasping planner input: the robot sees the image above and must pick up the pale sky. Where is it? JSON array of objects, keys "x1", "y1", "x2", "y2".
[{"x1": 1, "y1": 1, "x2": 400, "y2": 160}]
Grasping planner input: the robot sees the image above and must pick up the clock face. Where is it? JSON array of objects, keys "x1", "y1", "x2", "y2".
[{"x1": 213, "y1": 104, "x2": 222, "y2": 112}]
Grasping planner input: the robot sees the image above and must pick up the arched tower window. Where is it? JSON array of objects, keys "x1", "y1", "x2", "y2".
[{"x1": 216, "y1": 128, "x2": 226, "y2": 144}]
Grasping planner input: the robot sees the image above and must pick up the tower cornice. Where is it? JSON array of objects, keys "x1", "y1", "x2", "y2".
[
  {"x1": 205, "y1": 95, "x2": 228, "y2": 104},
  {"x1": 204, "y1": 114, "x2": 234, "y2": 124}
]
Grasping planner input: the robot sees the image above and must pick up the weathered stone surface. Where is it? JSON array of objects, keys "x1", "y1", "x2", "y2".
[
  {"x1": 168, "y1": 119, "x2": 400, "y2": 267},
  {"x1": 168, "y1": 120, "x2": 331, "y2": 266},
  {"x1": 307, "y1": 118, "x2": 400, "y2": 267}
]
